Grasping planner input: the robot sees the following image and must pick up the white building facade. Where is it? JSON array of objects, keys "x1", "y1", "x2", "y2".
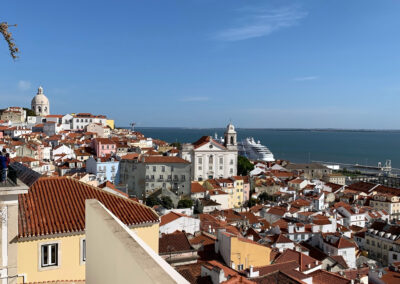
[{"x1": 180, "y1": 124, "x2": 238, "y2": 181}]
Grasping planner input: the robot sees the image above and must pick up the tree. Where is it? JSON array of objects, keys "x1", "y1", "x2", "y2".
[
  {"x1": 23, "y1": 108, "x2": 36, "y2": 117},
  {"x1": 237, "y1": 156, "x2": 254, "y2": 176},
  {"x1": 258, "y1": 192, "x2": 270, "y2": 203},
  {"x1": 177, "y1": 199, "x2": 193, "y2": 209},
  {"x1": 170, "y1": 142, "x2": 182, "y2": 150},
  {"x1": 145, "y1": 196, "x2": 159, "y2": 207},
  {"x1": 0, "y1": 22, "x2": 19, "y2": 59},
  {"x1": 244, "y1": 198, "x2": 258, "y2": 208},
  {"x1": 160, "y1": 196, "x2": 174, "y2": 209}
]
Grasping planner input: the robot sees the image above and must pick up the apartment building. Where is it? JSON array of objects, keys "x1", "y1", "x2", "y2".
[
  {"x1": 370, "y1": 193, "x2": 400, "y2": 220},
  {"x1": 120, "y1": 156, "x2": 191, "y2": 198},
  {"x1": 364, "y1": 221, "x2": 400, "y2": 266}
]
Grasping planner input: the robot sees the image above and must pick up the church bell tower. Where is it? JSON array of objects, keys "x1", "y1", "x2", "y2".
[{"x1": 224, "y1": 123, "x2": 237, "y2": 150}]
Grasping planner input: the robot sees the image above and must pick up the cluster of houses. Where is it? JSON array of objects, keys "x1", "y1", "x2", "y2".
[{"x1": 0, "y1": 88, "x2": 400, "y2": 283}]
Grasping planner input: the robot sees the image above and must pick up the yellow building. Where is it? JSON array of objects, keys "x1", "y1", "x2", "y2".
[
  {"x1": 17, "y1": 176, "x2": 159, "y2": 283},
  {"x1": 106, "y1": 119, "x2": 115, "y2": 129},
  {"x1": 216, "y1": 231, "x2": 271, "y2": 270},
  {"x1": 204, "y1": 178, "x2": 244, "y2": 208}
]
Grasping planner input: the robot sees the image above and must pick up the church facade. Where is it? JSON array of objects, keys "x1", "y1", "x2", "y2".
[
  {"x1": 180, "y1": 124, "x2": 238, "y2": 181},
  {"x1": 31, "y1": 86, "x2": 50, "y2": 116}
]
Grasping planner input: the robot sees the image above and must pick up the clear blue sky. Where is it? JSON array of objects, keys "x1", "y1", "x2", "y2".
[{"x1": 2, "y1": 0, "x2": 400, "y2": 128}]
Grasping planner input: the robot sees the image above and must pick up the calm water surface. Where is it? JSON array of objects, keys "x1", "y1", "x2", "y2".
[{"x1": 134, "y1": 128, "x2": 400, "y2": 168}]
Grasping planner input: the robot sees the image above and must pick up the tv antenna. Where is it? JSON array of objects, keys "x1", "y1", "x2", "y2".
[{"x1": 130, "y1": 122, "x2": 136, "y2": 132}]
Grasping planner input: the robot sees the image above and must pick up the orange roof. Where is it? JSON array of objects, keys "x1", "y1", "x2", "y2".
[
  {"x1": 120, "y1": 153, "x2": 139, "y2": 160},
  {"x1": 18, "y1": 177, "x2": 159, "y2": 238},
  {"x1": 191, "y1": 182, "x2": 207, "y2": 193},
  {"x1": 192, "y1": 136, "x2": 226, "y2": 150},
  {"x1": 160, "y1": 211, "x2": 190, "y2": 226},
  {"x1": 308, "y1": 269, "x2": 350, "y2": 284}
]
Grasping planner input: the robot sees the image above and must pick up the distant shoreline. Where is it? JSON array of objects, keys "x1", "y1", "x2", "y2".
[{"x1": 119, "y1": 126, "x2": 400, "y2": 133}]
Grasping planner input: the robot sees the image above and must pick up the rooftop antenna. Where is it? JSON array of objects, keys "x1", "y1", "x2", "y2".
[{"x1": 130, "y1": 122, "x2": 136, "y2": 132}]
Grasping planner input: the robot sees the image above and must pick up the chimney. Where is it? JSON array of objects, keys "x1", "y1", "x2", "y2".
[
  {"x1": 248, "y1": 265, "x2": 259, "y2": 278},
  {"x1": 288, "y1": 223, "x2": 294, "y2": 234}
]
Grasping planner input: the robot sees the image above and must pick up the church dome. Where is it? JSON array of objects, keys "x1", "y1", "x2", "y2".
[{"x1": 31, "y1": 86, "x2": 49, "y2": 105}]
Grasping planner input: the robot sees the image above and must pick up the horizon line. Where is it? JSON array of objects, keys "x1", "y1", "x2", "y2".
[{"x1": 117, "y1": 126, "x2": 400, "y2": 132}]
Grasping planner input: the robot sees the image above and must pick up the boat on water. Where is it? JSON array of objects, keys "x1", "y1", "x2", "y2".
[{"x1": 238, "y1": 137, "x2": 275, "y2": 162}]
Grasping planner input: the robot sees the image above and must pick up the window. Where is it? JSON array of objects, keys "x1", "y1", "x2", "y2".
[
  {"x1": 151, "y1": 175, "x2": 154, "y2": 180},
  {"x1": 153, "y1": 166, "x2": 156, "y2": 172},
  {"x1": 181, "y1": 175, "x2": 185, "y2": 181},
  {"x1": 230, "y1": 159, "x2": 234, "y2": 165},
  {"x1": 394, "y1": 254, "x2": 398, "y2": 260},
  {"x1": 80, "y1": 238, "x2": 86, "y2": 264},
  {"x1": 198, "y1": 166, "x2": 202, "y2": 170},
  {"x1": 219, "y1": 157, "x2": 223, "y2": 164},
  {"x1": 162, "y1": 166, "x2": 165, "y2": 172},
  {"x1": 41, "y1": 243, "x2": 59, "y2": 268},
  {"x1": 159, "y1": 175, "x2": 163, "y2": 180},
  {"x1": 237, "y1": 264, "x2": 244, "y2": 270},
  {"x1": 198, "y1": 157, "x2": 202, "y2": 164},
  {"x1": 209, "y1": 155, "x2": 213, "y2": 164},
  {"x1": 168, "y1": 175, "x2": 172, "y2": 180}
]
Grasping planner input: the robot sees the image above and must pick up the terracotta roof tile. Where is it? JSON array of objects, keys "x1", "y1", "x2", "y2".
[
  {"x1": 18, "y1": 177, "x2": 159, "y2": 238},
  {"x1": 159, "y1": 231, "x2": 193, "y2": 254}
]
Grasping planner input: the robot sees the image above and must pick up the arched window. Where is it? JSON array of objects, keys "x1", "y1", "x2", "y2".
[
  {"x1": 209, "y1": 155, "x2": 213, "y2": 164},
  {"x1": 230, "y1": 136, "x2": 234, "y2": 145},
  {"x1": 38, "y1": 106, "x2": 42, "y2": 113}
]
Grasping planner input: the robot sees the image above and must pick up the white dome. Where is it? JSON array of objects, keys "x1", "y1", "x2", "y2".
[
  {"x1": 31, "y1": 86, "x2": 49, "y2": 105},
  {"x1": 31, "y1": 86, "x2": 50, "y2": 116}
]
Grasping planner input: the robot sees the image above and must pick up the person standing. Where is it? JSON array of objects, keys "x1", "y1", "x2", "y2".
[{"x1": 0, "y1": 152, "x2": 6, "y2": 183}]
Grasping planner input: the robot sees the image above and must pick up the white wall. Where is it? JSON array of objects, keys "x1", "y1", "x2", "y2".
[{"x1": 160, "y1": 217, "x2": 200, "y2": 235}]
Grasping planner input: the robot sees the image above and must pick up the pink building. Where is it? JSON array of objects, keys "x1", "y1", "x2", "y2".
[{"x1": 92, "y1": 138, "x2": 116, "y2": 157}]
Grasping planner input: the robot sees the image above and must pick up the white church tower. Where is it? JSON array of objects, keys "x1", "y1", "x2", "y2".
[
  {"x1": 224, "y1": 123, "x2": 238, "y2": 151},
  {"x1": 31, "y1": 86, "x2": 50, "y2": 116}
]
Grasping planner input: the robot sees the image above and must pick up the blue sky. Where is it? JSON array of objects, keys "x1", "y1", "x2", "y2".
[{"x1": 1, "y1": 0, "x2": 400, "y2": 128}]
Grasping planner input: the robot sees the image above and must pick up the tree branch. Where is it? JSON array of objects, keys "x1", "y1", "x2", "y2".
[{"x1": 0, "y1": 22, "x2": 19, "y2": 60}]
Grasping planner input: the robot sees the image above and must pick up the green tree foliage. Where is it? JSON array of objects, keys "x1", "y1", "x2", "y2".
[
  {"x1": 145, "y1": 196, "x2": 159, "y2": 207},
  {"x1": 177, "y1": 199, "x2": 193, "y2": 208},
  {"x1": 244, "y1": 198, "x2": 258, "y2": 208},
  {"x1": 160, "y1": 196, "x2": 174, "y2": 209},
  {"x1": 237, "y1": 156, "x2": 254, "y2": 176},
  {"x1": 23, "y1": 108, "x2": 36, "y2": 117},
  {"x1": 170, "y1": 142, "x2": 182, "y2": 150}
]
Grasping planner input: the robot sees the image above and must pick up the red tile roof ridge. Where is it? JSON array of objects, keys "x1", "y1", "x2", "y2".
[{"x1": 18, "y1": 176, "x2": 159, "y2": 238}]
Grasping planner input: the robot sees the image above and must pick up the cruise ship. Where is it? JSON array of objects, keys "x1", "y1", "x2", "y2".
[{"x1": 238, "y1": 137, "x2": 275, "y2": 162}]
